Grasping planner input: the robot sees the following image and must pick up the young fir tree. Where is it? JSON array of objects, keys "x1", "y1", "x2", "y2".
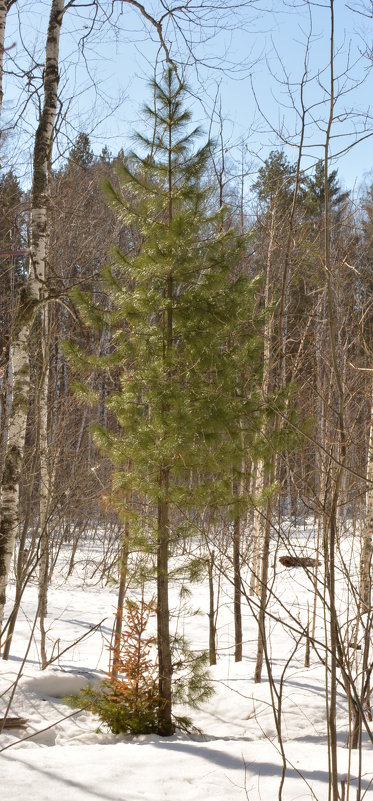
[
  {"x1": 68, "y1": 595, "x2": 159, "y2": 735},
  {"x1": 66, "y1": 69, "x2": 264, "y2": 736}
]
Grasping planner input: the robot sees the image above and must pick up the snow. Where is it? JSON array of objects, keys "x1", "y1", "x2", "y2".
[{"x1": 1, "y1": 523, "x2": 372, "y2": 800}]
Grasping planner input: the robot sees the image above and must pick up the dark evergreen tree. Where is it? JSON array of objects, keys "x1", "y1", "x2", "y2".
[
  {"x1": 253, "y1": 150, "x2": 298, "y2": 211},
  {"x1": 0, "y1": 170, "x2": 27, "y2": 352},
  {"x1": 304, "y1": 160, "x2": 349, "y2": 216},
  {"x1": 68, "y1": 132, "x2": 95, "y2": 169},
  {"x1": 100, "y1": 145, "x2": 113, "y2": 165},
  {"x1": 66, "y1": 69, "x2": 264, "y2": 735}
]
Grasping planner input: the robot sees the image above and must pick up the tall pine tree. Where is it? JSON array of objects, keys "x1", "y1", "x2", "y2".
[{"x1": 67, "y1": 69, "x2": 264, "y2": 735}]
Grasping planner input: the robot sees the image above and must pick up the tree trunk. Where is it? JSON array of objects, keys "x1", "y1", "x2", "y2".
[
  {"x1": 0, "y1": 0, "x2": 8, "y2": 123},
  {"x1": 323, "y1": 5, "x2": 344, "y2": 789},
  {"x1": 0, "y1": 315, "x2": 33, "y2": 645},
  {"x1": 0, "y1": 0, "x2": 64, "y2": 637},
  {"x1": 2, "y1": 439, "x2": 39, "y2": 658},
  {"x1": 207, "y1": 550, "x2": 217, "y2": 666},
  {"x1": 252, "y1": 204, "x2": 274, "y2": 680},
  {"x1": 112, "y1": 517, "x2": 130, "y2": 679},
  {"x1": 156, "y1": 94, "x2": 175, "y2": 736},
  {"x1": 233, "y1": 478, "x2": 242, "y2": 662},
  {"x1": 38, "y1": 306, "x2": 51, "y2": 668},
  {"x1": 157, "y1": 467, "x2": 174, "y2": 736},
  {"x1": 250, "y1": 458, "x2": 264, "y2": 597},
  {"x1": 254, "y1": 511, "x2": 272, "y2": 683},
  {"x1": 360, "y1": 381, "x2": 373, "y2": 614}
]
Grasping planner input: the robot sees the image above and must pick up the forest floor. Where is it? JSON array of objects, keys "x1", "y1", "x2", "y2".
[{"x1": 0, "y1": 521, "x2": 372, "y2": 800}]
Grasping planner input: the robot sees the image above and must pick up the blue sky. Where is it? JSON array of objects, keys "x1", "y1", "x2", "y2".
[{"x1": 3, "y1": 1, "x2": 373, "y2": 192}]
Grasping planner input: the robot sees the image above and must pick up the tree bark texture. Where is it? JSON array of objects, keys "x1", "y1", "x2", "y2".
[
  {"x1": 0, "y1": 0, "x2": 8, "y2": 122},
  {"x1": 250, "y1": 206, "x2": 274, "y2": 598},
  {"x1": 233, "y1": 479, "x2": 243, "y2": 662},
  {"x1": 208, "y1": 550, "x2": 217, "y2": 666},
  {"x1": 112, "y1": 518, "x2": 130, "y2": 679},
  {"x1": 38, "y1": 306, "x2": 52, "y2": 667},
  {"x1": 157, "y1": 468, "x2": 174, "y2": 736},
  {"x1": 360, "y1": 382, "x2": 373, "y2": 614},
  {"x1": 0, "y1": 0, "x2": 64, "y2": 637},
  {"x1": 254, "y1": 512, "x2": 272, "y2": 684},
  {"x1": 252, "y1": 204, "x2": 274, "y2": 682}
]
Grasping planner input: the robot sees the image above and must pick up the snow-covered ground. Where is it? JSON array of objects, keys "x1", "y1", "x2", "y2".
[{"x1": 1, "y1": 524, "x2": 372, "y2": 800}]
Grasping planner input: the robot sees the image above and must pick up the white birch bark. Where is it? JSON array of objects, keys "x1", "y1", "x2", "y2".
[
  {"x1": 0, "y1": 0, "x2": 65, "y2": 637},
  {"x1": 250, "y1": 207, "x2": 274, "y2": 597},
  {"x1": 0, "y1": 0, "x2": 8, "y2": 123},
  {"x1": 38, "y1": 305, "x2": 51, "y2": 667}
]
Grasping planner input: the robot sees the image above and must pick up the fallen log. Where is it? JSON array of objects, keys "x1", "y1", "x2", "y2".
[
  {"x1": 279, "y1": 555, "x2": 319, "y2": 569},
  {"x1": 0, "y1": 717, "x2": 28, "y2": 729}
]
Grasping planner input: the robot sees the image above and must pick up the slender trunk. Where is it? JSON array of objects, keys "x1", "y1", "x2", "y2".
[
  {"x1": 2, "y1": 587, "x2": 21, "y2": 658},
  {"x1": 207, "y1": 550, "x2": 217, "y2": 666},
  {"x1": 66, "y1": 534, "x2": 80, "y2": 578},
  {"x1": 360, "y1": 382, "x2": 373, "y2": 614},
  {"x1": 0, "y1": 317, "x2": 32, "y2": 645},
  {"x1": 2, "y1": 551, "x2": 30, "y2": 661},
  {"x1": 233, "y1": 513, "x2": 242, "y2": 662},
  {"x1": 304, "y1": 602, "x2": 310, "y2": 668},
  {"x1": 233, "y1": 476, "x2": 243, "y2": 662},
  {"x1": 251, "y1": 458, "x2": 264, "y2": 597},
  {"x1": 325, "y1": 485, "x2": 340, "y2": 778},
  {"x1": 156, "y1": 78, "x2": 174, "y2": 737},
  {"x1": 323, "y1": 2, "x2": 345, "y2": 787},
  {"x1": 2, "y1": 438, "x2": 39, "y2": 659},
  {"x1": 112, "y1": 518, "x2": 130, "y2": 679},
  {"x1": 157, "y1": 468, "x2": 174, "y2": 736},
  {"x1": 0, "y1": 357, "x2": 12, "y2": 476},
  {"x1": 0, "y1": 0, "x2": 8, "y2": 124},
  {"x1": 38, "y1": 306, "x2": 51, "y2": 668},
  {"x1": 254, "y1": 511, "x2": 272, "y2": 683},
  {"x1": 0, "y1": 0, "x2": 64, "y2": 637},
  {"x1": 311, "y1": 515, "x2": 322, "y2": 646},
  {"x1": 252, "y1": 208, "x2": 274, "y2": 680},
  {"x1": 249, "y1": 461, "x2": 258, "y2": 595},
  {"x1": 347, "y1": 385, "x2": 373, "y2": 747}
]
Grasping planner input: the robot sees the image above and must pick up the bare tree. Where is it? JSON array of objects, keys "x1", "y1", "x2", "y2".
[
  {"x1": 0, "y1": 0, "x2": 65, "y2": 641},
  {"x1": 0, "y1": 1, "x2": 17, "y2": 124}
]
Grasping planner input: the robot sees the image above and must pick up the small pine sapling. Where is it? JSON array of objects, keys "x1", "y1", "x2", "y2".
[
  {"x1": 67, "y1": 594, "x2": 159, "y2": 735},
  {"x1": 171, "y1": 634, "x2": 214, "y2": 731}
]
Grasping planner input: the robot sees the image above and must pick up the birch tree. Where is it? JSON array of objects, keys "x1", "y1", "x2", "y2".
[
  {"x1": 0, "y1": 1, "x2": 17, "y2": 126},
  {"x1": 0, "y1": 0, "x2": 64, "y2": 642}
]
